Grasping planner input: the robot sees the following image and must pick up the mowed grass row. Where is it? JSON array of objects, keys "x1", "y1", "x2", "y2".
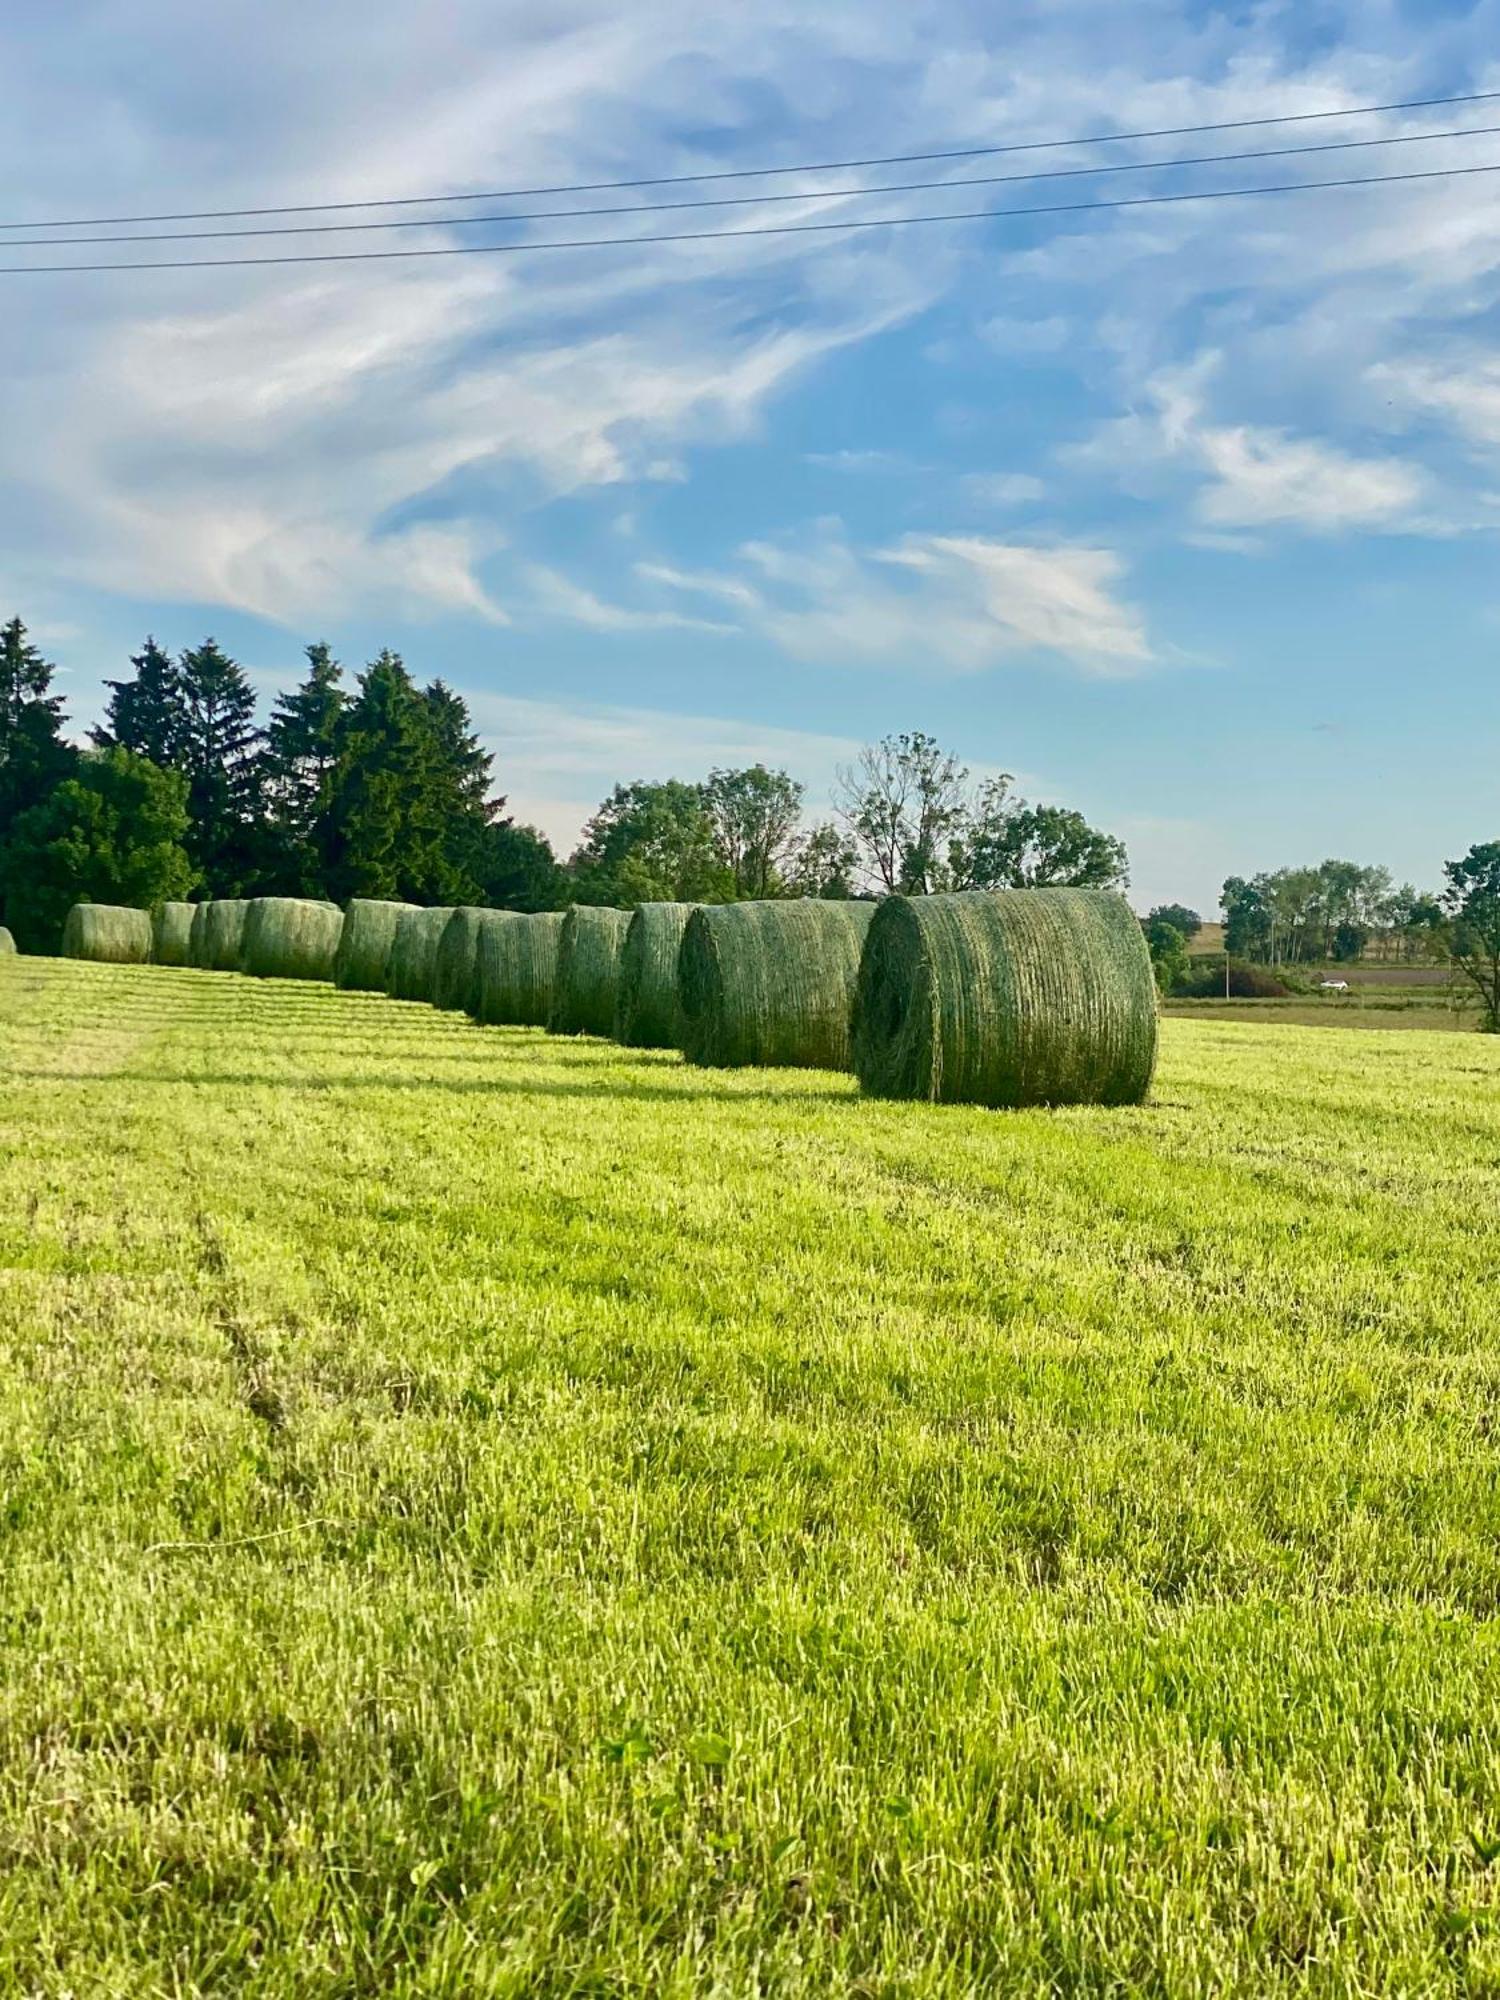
[{"x1": 3, "y1": 960, "x2": 1500, "y2": 1995}]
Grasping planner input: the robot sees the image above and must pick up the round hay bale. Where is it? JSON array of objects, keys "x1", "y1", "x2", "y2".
[
  {"x1": 474, "y1": 911, "x2": 565, "y2": 1026},
  {"x1": 188, "y1": 899, "x2": 250, "y2": 972},
  {"x1": 385, "y1": 906, "x2": 454, "y2": 1003},
  {"x1": 151, "y1": 901, "x2": 195, "y2": 967},
  {"x1": 678, "y1": 899, "x2": 875, "y2": 1071},
  {"x1": 615, "y1": 902, "x2": 697, "y2": 1048},
  {"x1": 241, "y1": 898, "x2": 344, "y2": 982},
  {"x1": 0, "y1": 926, "x2": 16, "y2": 955},
  {"x1": 334, "y1": 899, "x2": 417, "y2": 991},
  {"x1": 432, "y1": 907, "x2": 517, "y2": 1013},
  {"x1": 61, "y1": 903, "x2": 152, "y2": 964},
  {"x1": 549, "y1": 905, "x2": 631, "y2": 1037},
  {"x1": 853, "y1": 888, "x2": 1158, "y2": 1108}
]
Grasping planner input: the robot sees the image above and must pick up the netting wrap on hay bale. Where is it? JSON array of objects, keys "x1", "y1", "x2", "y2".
[
  {"x1": 615, "y1": 902, "x2": 697, "y2": 1048},
  {"x1": 0, "y1": 927, "x2": 16, "y2": 955},
  {"x1": 61, "y1": 903, "x2": 152, "y2": 964},
  {"x1": 240, "y1": 898, "x2": 345, "y2": 982},
  {"x1": 151, "y1": 901, "x2": 195, "y2": 967},
  {"x1": 188, "y1": 900, "x2": 249, "y2": 972},
  {"x1": 432, "y1": 907, "x2": 516, "y2": 1013},
  {"x1": 474, "y1": 911, "x2": 565, "y2": 1026},
  {"x1": 334, "y1": 899, "x2": 416, "y2": 991},
  {"x1": 549, "y1": 905, "x2": 631, "y2": 1037},
  {"x1": 385, "y1": 906, "x2": 454, "y2": 1002},
  {"x1": 678, "y1": 899, "x2": 875, "y2": 1071},
  {"x1": 853, "y1": 888, "x2": 1158, "y2": 1108}
]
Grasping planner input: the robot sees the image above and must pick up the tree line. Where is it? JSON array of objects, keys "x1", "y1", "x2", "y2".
[{"x1": 0, "y1": 621, "x2": 1129, "y2": 954}]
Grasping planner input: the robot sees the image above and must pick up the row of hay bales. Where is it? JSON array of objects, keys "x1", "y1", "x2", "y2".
[
  {"x1": 56, "y1": 882, "x2": 1157, "y2": 1108},
  {"x1": 411, "y1": 889, "x2": 1155, "y2": 1108}
]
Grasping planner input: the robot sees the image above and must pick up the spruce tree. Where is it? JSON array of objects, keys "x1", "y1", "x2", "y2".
[
  {"x1": 176, "y1": 638, "x2": 263, "y2": 894},
  {"x1": 323, "y1": 651, "x2": 435, "y2": 901},
  {"x1": 0, "y1": 616, "x2": 76, "y2": 849},
  {"x1": 93, "y1": 638, "x2": 187, "y2": 767},
  {"x1": 258, "y1": 642, "x2": 346, "y2": 894}
]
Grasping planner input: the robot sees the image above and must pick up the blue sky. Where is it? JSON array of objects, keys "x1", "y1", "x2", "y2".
[{"x1": 1, "y1": 0, "x2": 1497, "y2": 911}]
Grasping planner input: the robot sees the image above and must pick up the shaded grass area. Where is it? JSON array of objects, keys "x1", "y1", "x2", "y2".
[{"x1": 4, "y1": 960, "x2": 1500, "y2": 1993}]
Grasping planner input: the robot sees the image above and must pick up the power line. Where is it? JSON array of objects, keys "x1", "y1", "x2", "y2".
[
  {"x1": 6, "y1": 119, "x2": 1499, "y2": 250},
  {"x1": 1, "y1": 85, "x2": 1496, "y2": 233},
  {"x1": 1, "y1": 157, "x2": 1495, "y2": 275}
]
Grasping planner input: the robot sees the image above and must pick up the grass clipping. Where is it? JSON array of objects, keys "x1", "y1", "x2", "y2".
[
  {"x1": 386, "y1": 907, "x2": 454, "y2": 1003},
  {"x1": 679, "y1": 899, "x2": 875, "y2": 1071},
  {"x1": 61, "y1": 903, "x2": 153, "y2": 964},
  {"x1": 549, "y1": 906, "x2": 631, "y2": 1037},
  {"x1": 474, "y1": 912, "x2": 565, "y2": 1026},
  {"x1": 188, "y1": 900, "x2": 249, "y2": 972},
  {"x1": 615, "y1": 902, "x2": 697, "y2": 1048},
  {"x1": 853, "y1": 888, "x2": 1158, "y2": 1108},
  {"x1": 334, "y1": 900, "x2": 416, "y2": 992},
  {"x1": 240, "y1": 898, "x2": 345, "y2": 982},
  {"x1": 151, "y1": 902, "x2": 194, "y2": 967}
]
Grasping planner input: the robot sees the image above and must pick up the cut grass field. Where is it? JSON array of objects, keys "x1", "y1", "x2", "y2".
[{"x1": 4, "y1": 959, "x2": 1500, "y2": 1995}]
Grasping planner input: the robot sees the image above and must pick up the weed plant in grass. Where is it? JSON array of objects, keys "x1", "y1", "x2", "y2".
[{"x1": 4, "y1": 964, "x2": 1500, "y2": 1994}]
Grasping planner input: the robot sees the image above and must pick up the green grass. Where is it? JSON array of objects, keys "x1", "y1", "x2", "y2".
[{"x1": 5, "y1": 959, "x2": 1500, "y2": 1996}]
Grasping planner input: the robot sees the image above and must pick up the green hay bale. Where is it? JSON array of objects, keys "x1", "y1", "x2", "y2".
[
  {"x1": 0, "y1": 927, "x2": 15, "y2": 955},
  {"x1": 385, "y1": 906, "x2": 454, "y2": 1003},
  {"x1": 188, "y1": 900, "x2": 250, "y2": 972},
  {"x1": 549, "y1": 905, "x2": 631, "y2": 1037},
  {"x1": 432, "y1": 907, "x2": 517, "y2": 1013},
  {"x1": 334, "y1": 899, "x2": 417, "y2": 991},
  {"x1": 240, "y1": 898, "x2": 345, "y2": 982},
  {"x1": 473, "y1": 911, "x2": 565, "y2": 1027},
  {"x1": 151, "y1": 901, "x2": 195, "y2": 967},
  {"x1": 853, "y1": 888, "x2": 1158, "y2": 1109},
  {"x1": 679, "y1": 899, "x2": 875, "y2": 1071},
  {"x1": 61, "y1": 903, "x2": 152, "y2": 965},
  {"x1": 615, "y1": 902, "x2": 697, "y2": 1048}
]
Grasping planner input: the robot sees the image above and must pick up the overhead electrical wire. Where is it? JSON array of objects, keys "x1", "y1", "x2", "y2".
[
  {"x1": 0, "y1": 157, "x2": 1496, "y2": 275},
  {"x1": 0, "y1": 84, "x2": 1496, "y2": 234},
  {"x1": 2, "y1": 118, "x2": 1497, "y2": 249}
]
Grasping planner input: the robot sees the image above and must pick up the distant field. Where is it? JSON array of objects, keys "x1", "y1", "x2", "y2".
[
  {"x1": 1165, "y1": 994, "x2": 1476, "y2": 1032},
  {"x1": 5, "y1": 960, "x2": 1500, "y2": 1995}
]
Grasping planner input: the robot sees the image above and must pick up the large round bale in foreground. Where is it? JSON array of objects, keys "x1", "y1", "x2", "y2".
[
  {"x1": 615, "y1": 901, "x2": 697, "y2": 1048},
  {"x1": 679, "y1": 899, "x2": 875, "y2": 1071},
  {"x1": 0, "y1": 926, "x2": 16, "y2": 955},
  {"x1": 385, "y1": 906, "x2": 454, "y2": 1003},
  {"x1": 473, "y1": 911, "x2": 564, "y2": 1027},
  {"x1": 240, "y1": 898, "x2": 344, "y2": 982},
  {"x1": 61, "y1": 903, "x2": 152, "y2": 964},
  {"x1": 549, "y1": 905, "x2": 631, "y2": 1037},
  {"x1": 853, "y1": 888, "x2": 1157, "y2": 1109},
  {"x1": 151, "y1": 901, "x2": 195, "y2": 966},
  {"x1": 334, "y1": 899, "x2": 416, "y2": 992},
  {"x1": 188, "y1": 899, "x2": 250, "y2": 972}
]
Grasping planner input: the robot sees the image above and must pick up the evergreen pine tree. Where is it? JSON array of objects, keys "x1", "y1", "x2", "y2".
[
  {"x1": 176, "y1": 638, "x2": 263, "y2": 894},
  {"x1": 258, "y1": 642, "x2": 347, "y2": 894},
  {"x1": 323, "y1": 652, "x2": 435, "y2": 901},
  {"x1": 0, "y1": 616, "x2": 76, "y2": 851},
  {"x1": 93, "y1": 638, "x2": 188, "y2": 767}
]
